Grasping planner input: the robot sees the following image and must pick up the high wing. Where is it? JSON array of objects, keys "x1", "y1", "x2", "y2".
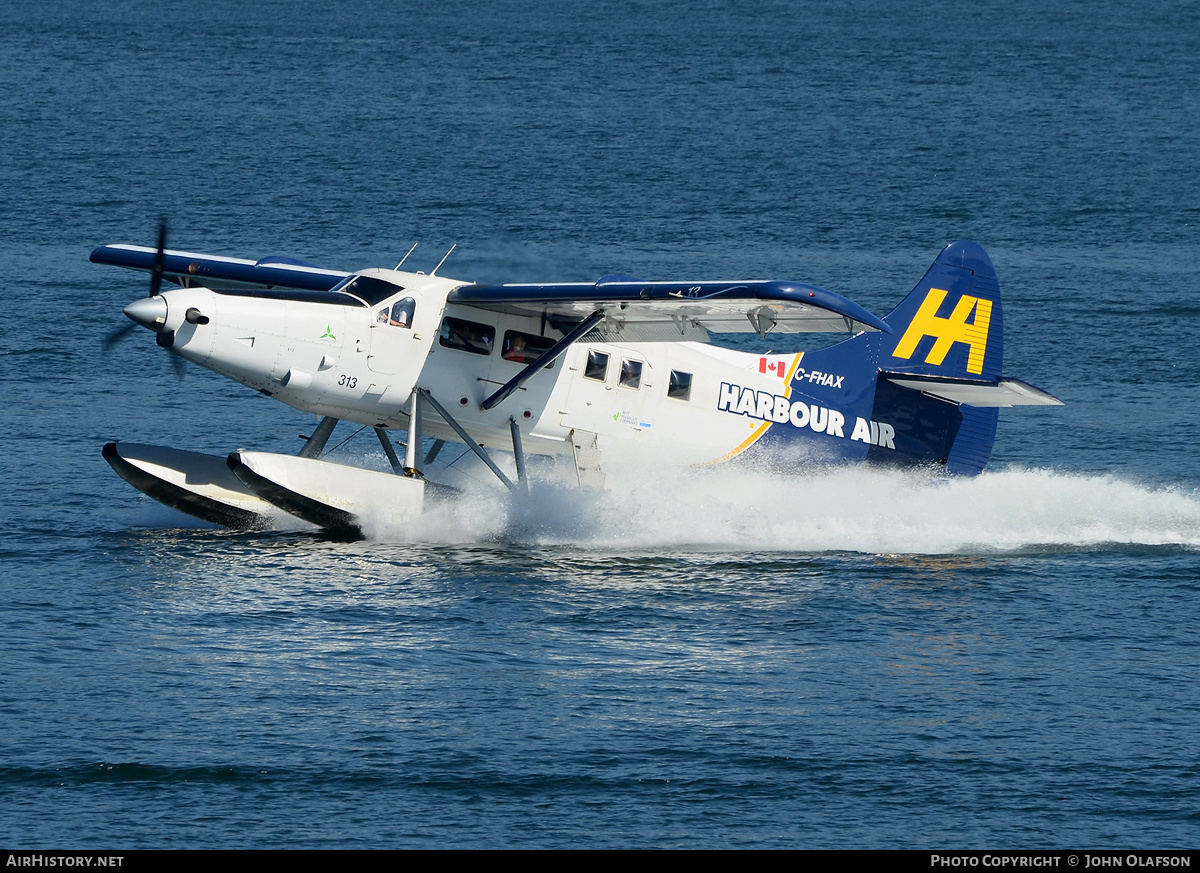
[
  {"x1": 90, "y1": 244, "x2": 349, "y2": 292},
  {"x1": 92, "y1": 244, "x2": 890, "y2": 338},
  {"x1": 449, "y1": 277, "x2": 891, "y2": 341}
]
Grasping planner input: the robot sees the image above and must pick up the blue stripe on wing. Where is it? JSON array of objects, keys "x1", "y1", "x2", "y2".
[{"x1": 91, "y1": 244, "x2": 350, "y2": 292}]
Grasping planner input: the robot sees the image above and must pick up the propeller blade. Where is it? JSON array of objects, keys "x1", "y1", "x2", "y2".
[
  {"x1": 149, "y1": 218, "x2": 167, "y2": 297},
  {"x1": 102, "y1": 321, "x2": 137, "y2": 350},
  {"x1": 102, "y1": 320, "x2": 187, "y2": 379},
  {"x1": 103, "y1": 219, "x2": 184, "y2": 378}
]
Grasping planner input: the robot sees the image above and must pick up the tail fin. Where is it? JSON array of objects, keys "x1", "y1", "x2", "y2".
[
  {"x1": 883, "y1": 240, "x2": 1003, "y2": 379},
  {"x1": 872, "y1": 240, "x2": 1005, "y2": 473}
]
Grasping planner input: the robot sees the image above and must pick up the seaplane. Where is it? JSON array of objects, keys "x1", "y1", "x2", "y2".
[{"x1": 94, "y1": 228, "x2": 1062, "y2": 537}]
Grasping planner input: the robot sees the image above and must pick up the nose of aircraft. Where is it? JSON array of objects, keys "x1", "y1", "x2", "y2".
[{"x1": 123, "y1": 296, "x2": 168, "y2": 331}]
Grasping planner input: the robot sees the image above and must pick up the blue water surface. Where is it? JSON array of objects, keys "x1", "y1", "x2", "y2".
[{"x1": 0, "y1": 0, "x2": 1198, "y2": 849}]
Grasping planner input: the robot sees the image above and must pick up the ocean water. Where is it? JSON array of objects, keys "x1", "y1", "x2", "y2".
[{"x1": 1, "y1": 0, "x2": 1198, "y2": 848}]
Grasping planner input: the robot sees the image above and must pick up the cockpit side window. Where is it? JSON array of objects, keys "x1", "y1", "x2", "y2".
[
  {"x1": 389, "y1": 297, "x2": 415, "y2": 328},
  {"x1": 334, "y1": 275, "x2": 406, "y2": 306}
]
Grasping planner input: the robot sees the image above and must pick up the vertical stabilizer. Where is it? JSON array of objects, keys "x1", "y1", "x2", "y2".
[{"x1": 875, "y1": 240, "x2": 1005, "y2": 473}]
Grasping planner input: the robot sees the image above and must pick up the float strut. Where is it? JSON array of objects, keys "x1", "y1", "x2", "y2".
[
  {"x1": 419, "y1": 388, "x2": 516, "y2": 492},
  {"x1": 375, "y1": 426, "x2": 403, "y2": 474},
  {"x1": 298, "y1": 416, "x2": 338, "y2": 458},
  {"x1": 403, "y1": 388, "x2": 423, "y2": 479},
  {"x1": 509, "y1": 416, "x2": 528, "y2": 494},
  {"x1": 424, "y1": 439, "x2": 445, "y2": 466}
]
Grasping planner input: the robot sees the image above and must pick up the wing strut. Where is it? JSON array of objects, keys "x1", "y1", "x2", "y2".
[{"x1": 480, "y1": 311, "x2": 605, "y2": 411}]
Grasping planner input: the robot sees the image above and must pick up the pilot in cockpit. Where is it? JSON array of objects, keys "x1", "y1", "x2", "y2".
[{"x1": 387, "y1": 298, "x2": 415, "y2": 328}]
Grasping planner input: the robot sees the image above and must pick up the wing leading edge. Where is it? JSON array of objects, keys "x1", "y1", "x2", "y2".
[{"x1": 90, "y1": 244, "x2": 350, "y2": 292}]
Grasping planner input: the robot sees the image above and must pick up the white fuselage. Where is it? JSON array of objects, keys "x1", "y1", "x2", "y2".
[{"x1": 150, "y1": 267, "x2": 809, "y2": 466}]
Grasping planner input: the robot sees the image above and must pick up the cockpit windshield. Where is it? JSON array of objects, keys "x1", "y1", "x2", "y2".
[{"x1": 329, "y1": 275, "x2": 405, "y2": 306}]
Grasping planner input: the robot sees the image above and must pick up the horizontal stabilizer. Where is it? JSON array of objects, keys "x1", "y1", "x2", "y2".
[{"x1": 881, "y1": 373, "x2": 1064, "y2": 407}]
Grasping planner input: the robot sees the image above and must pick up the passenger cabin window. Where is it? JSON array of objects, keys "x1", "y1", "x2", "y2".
[
  {"x1": 584, "y1": 350, "x2": 609, "y2": 381},
  {"x1": 502, "y1": 330, "x2": 555, "y2": 367},
  {"x1": 438, "y1": 317, "x2": 495, "y2": 356},
  {"x1": 619, "y1": 358, "x2": 643, "y2": 390},
  {"x1": 668, "y1": 370, "x2": 692, "y2": 401}
]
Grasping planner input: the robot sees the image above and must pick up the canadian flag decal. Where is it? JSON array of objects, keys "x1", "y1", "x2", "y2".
[{"x1": 759, "y1": 357, "x2": 786, "y2": 379}]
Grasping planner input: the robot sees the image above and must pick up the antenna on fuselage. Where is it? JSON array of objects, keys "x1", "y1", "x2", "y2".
[
  {"x1": 431, "y1": 243, "x2": 457, "y2": 276},
  {"x1": 395, "y1": 243, "x2": 418, "y2": 270}
]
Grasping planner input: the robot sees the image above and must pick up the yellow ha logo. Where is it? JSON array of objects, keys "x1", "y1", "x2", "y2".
[{"x1": 892, "y1": 288, "x2": 992, "y2": 375}]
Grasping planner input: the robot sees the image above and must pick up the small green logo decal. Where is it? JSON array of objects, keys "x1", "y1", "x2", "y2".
[{"x1": 320, "y1": 325, "x2": 336, "y2": 341}]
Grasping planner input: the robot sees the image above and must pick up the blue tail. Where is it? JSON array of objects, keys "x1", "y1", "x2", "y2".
[
  {"x1": 882, "y1": 240, "x2": 1003, "y2": 380},
  {"x1": 741, "y1": 241, "x2": 1010, "y2": 474},
  {"x1": 872, "y1": 239, "x2": 1004, "y2": 473}
]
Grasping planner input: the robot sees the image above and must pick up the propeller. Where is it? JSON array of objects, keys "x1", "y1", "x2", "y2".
[
  {"x1": 167, "y1": 348, "x2": 186, "y2": 380},
  {"x1": 102, "y1": 218, "x2": 185, "y2": 379},
  {"x1": 149, "y1": 217, "x2": 166, "y2": 298},
  {"x1": 102, "y1": 320, "x2": 137, "y2": 350}
]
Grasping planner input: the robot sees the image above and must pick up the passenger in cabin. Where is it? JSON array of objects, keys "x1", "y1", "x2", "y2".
[
  {"x1": 468, "y1": 328, "x2": 492, "y2": 354},
  {"x1": 503, "y1": 334, "x2": 530, "y2": 363},
  {"x1": 500, "y1": 331, "x2": 555, "y2": 367},
  {"x1": 444, "y1": 321, "x2": 491, "y2": 354}
]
